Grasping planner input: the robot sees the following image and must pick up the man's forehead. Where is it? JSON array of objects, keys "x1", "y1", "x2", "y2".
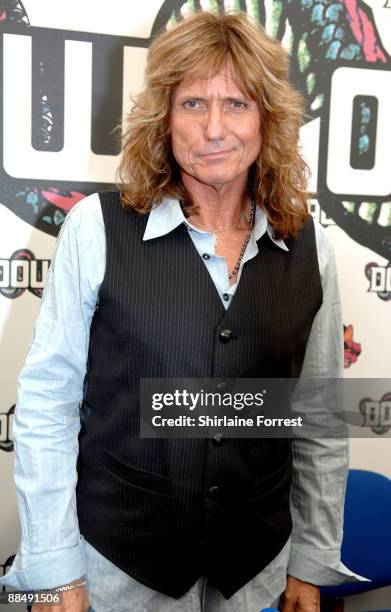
[{"x1": 174, "y1": 68, "x2": 248, "y2": 98}]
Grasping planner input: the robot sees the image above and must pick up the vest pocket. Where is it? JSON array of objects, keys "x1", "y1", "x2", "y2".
[{"x1": 102, "y1": 447, "x2": 173, "y2": 497}]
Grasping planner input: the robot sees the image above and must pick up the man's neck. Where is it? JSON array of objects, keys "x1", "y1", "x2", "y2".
[{"x1": 181, "y1": 171, "x2": 251, "y2": 229}]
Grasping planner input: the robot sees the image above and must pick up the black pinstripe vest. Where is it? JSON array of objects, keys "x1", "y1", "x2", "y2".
[{"x1": 76, "y1": 190, "x2": 323, "y2": 599}]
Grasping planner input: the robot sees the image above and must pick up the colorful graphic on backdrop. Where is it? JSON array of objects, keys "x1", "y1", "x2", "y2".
[
  {"x1": 365, "y1": 261, "x2": 391, "y2": 300},
  {"x1": 344, "y1": 324, "x2": 362, "y2": 368},
  {"x1": 359, "y1": 392, "x2": 391, "y2": 435},
  {"x1": 1, "y1": 0, "x2": 390, "y2": 262},
  {"x1": 0, "y1": 250, "x2": 49, "y2": 299},
  {"x1": 0, "y1": 405, "x2": 14, "y2": 452}
]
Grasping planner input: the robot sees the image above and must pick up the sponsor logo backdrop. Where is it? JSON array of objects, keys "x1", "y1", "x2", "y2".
[{"x1": 1, "y1": 0, "x2": 390, "y2": 607}]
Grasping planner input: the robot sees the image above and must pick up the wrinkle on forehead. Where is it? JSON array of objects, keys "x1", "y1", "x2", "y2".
[{"x1": 173, "y1": 62, "x2": 252, "y2": 101}]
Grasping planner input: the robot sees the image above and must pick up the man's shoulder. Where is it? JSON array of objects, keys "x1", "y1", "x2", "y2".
[
  {"x1": 281, "y1": 213, "x2": 315, "y2": 251},
  {"x1": 96, "y1": 189, "x2": 121, "y2": 206},
  {"x1": 59, "y1": 192, "x2": 104, "y2": 242},
  {"x1": 65, "y1": 191, "x2": 103, "y2": 223},
  {"x1": 303, "y1": 215, "x2": 334, "y2": 283},
  {"x1": 294, "y1": 214, "x2": 329, "y2": 256},
  {"x1": 311, "y1": 216, "x2": 333, "y2": 260},
  {"x1": 63, "y1": 189, "x2": 130, "y2": 231},
  {"x1": 97, "y1": 189, "x2": 142, "y2": 218}
]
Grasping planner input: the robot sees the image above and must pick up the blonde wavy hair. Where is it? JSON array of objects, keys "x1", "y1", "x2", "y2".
[{"x1": 116, "y1": 11, "x2": 314, "y2": 240}]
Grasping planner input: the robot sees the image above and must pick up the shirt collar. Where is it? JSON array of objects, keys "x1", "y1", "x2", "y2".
[{"x1": 142, "y1": 196, "x2": 289, "y2": 252}]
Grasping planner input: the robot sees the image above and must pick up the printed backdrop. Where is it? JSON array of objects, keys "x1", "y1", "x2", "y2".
[{"x1": 0, "y1": 1, "x2": 390, "y2": 609}]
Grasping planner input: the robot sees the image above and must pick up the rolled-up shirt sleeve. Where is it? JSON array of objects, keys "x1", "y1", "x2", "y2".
[
  {"x1": 287, "y1": 220, "x2": 371, "y2": 586},
  {"x1": 0, "y1": 193, "x2": 103, "y2": 591}
]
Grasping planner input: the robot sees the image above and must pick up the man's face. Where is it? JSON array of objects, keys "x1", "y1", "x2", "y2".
[{"x1": 169, "y1": 65, "x2": 261, "y2": 189}]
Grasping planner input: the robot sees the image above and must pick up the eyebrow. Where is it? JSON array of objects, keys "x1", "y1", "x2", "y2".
[{"x1": 176, "y1": 95, "x2": 249, "y2": 102}]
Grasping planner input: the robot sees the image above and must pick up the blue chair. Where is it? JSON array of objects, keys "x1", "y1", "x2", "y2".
[{"x1": 321, "y1": 469, "x2": 391, "y2": 599}]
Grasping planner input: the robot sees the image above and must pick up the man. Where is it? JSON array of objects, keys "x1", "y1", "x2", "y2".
[{"x1": 0, "y1": 11, "x2": 369, "y2": 612}]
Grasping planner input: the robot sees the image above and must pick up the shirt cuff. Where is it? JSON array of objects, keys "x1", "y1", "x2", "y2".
[
  {"x1": 287, "y1": 545, "x2": 372, "y2": 586},
  {"x1": 0, "y1": 534, "x2": 86, "y2": 591}
]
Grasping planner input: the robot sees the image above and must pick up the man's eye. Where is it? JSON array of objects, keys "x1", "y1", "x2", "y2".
[
  {"x1": 183, "y1": 100, "x2": 200, "y2": 109},
  {"x1": 230, "y1": 100, "x2": 247, "y2": 109}
]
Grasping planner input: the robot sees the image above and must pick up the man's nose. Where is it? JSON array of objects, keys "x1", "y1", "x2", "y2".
[{"x1": 204, "y1": 103, "x2": 226, "y2": 141}]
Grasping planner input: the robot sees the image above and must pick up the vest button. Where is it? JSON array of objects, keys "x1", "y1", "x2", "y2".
[
  {"x1": 202, "y1": 253, "x2": 210, "y2": 260},
  {"x1": 212, "y1": 433, "x2": 223, "y2": 446},
  {"x1": 219, "y1": 329, "x2": 232, "y2": 343},
  {"x1": 208, "y1": 485, "x2": 219, "y2": 495}
]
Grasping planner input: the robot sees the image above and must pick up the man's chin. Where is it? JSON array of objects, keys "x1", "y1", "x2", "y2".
[{"x1": 189, "y1": 171, "x2": 238, "y2": 189}]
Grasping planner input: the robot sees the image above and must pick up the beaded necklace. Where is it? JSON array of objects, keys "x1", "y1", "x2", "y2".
[
  {"x1": 227, "y1": 197, "x2": 256, "y2": 280},
  {"x1": 183, "y1": 196, "x2": 256, "y2": 281}
]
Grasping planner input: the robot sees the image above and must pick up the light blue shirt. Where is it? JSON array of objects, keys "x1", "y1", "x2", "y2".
[{"x1": 0, "y1": 192, "x2": 370, "y2": 592}]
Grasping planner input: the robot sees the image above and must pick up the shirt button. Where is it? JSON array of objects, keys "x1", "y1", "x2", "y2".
[
  {"x1": 219, "y1": 329, "x2": 232, "y2": 343},
  {"x1": 212, "y1": 433, "x2": 223, "y2": 446},
  {"x1": 202, "y1": 253, "x2": 210, "y2": 260},
  {"x1": 223, "y1": 293, "x2": 229, "y2": 301}
]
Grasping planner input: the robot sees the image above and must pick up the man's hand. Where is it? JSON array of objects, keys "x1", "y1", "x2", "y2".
[
  {"x1": 31, "y1": 578, "x2": 90, "y2": 612},
  {"x1": 280, "y1": 575, "x2": 320, "y2": 612}
]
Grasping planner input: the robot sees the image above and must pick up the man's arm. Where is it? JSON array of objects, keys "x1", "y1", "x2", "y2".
[
  {"x1": 0, "y1": 193, "x2": 104, "y2": 591},
  {"x1": 286, "y1": 220, "x2": 371, "y2": 586}
]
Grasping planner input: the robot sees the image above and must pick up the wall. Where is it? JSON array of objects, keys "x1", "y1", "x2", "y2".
[{"x1": 1, "y1": 0, "x2": 390, "y2": 608}]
